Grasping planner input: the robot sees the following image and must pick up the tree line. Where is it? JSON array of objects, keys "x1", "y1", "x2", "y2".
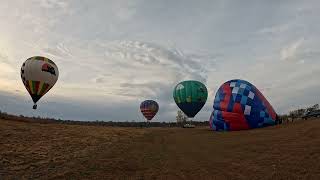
[
  {"x1": 0, "y1": 110, "x2": 208, "y2": 127},
  {"x1": 278, "y1": 104, "x2": 319, "y2": 122},
  {"x1": 0, "y1": 104, "x2": 318, "y2": 127}
]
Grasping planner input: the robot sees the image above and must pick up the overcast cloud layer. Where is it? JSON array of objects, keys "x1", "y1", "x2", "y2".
[{"x1": 0, "y1": 0, "x2": 319, "y2": 121}]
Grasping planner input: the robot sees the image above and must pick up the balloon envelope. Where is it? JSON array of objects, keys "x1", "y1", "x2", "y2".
[
  {"x1": 173, "y1": 80, "x2": 208, "y2": 118},
  {"x1": 140, "y1": 100, "x2": 159, "y2": 121},
  {"x1": 209, "y1": 79, "x2": 277, "y2": 131},
  {"x1": 21, "y1": 56, "x2": 59, "y2": 109}
]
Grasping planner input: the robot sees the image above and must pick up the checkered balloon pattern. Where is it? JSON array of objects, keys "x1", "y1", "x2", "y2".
[{"x1": 209, "y1": 79, "x2": 277, "y2": 131}]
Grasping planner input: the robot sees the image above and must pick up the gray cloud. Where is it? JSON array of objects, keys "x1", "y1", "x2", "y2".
[
  {"x1": 0, "y1": 0, "x2": 319, "y2": 121},
  {"x1": 103, "y1": 40, "x2": 213, "y2": 81}
]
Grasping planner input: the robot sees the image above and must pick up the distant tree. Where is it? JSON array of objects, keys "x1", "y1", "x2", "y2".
[
  {"x1": 306, "y1": 104, "x2": 319, "y2": 113},
  {"x1": 289, "y1": 108, "x2": 306, "y2": 118},
  {"x1": 176, "y1": 110, "x2": 187, "y2": 125}
]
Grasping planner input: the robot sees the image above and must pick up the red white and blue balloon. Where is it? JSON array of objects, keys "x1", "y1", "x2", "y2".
[
  {"x1": 140, "y1": 100, "x2": 159, "y2": 121},
  {"x1": 209, "y1": 79, "x2": 278, "y2": 131}
]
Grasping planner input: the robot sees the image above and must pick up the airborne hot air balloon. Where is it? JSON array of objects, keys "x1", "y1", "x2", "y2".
[
  {"x1": 140, "y1": 100, "x2": 159, "y2": 121},
  {"x1": 173, "y1": 80, "x2": 208, "y2": 118},
  {"x1": 209, "y1": 79, "x2": 278, "y2": 131},
  {"x1": 21, "y1": 56, "x2": 59, "y2": 109}
]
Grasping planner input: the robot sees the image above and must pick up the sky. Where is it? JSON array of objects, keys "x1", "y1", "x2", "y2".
[{"x1": 0, "y1": 0, "x2": 319, "y2": 122}]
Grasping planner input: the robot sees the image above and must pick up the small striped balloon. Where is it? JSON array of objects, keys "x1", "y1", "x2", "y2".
[{"x1": 140, "y1": 100, "x2": 159, "y2": 121}]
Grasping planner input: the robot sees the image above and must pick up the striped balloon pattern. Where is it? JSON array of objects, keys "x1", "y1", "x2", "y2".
[
  {"x1": 209, "y1": 79, "x2": 277, "y2": 131},
  {"x1": 173, "y1": 80, "x2": 208, "y2": 118},
  {"x1": 140, "y1": 100, "x2": 159, "y2": 121},
  {"x1": 21, "y1": 56, "x2": 59, "y2": 109}
]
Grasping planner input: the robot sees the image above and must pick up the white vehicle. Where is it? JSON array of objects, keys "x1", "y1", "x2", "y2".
[{"x1": 183, "y1": 124, "x2": 195, "y2": 128}]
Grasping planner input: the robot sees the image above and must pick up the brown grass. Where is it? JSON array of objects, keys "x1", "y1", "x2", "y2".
[{"x1": 0, "y1": 118, "x2": 320, "y2": 180}]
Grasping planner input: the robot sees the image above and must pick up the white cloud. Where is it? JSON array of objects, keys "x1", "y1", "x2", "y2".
[
  {"x1": 37, "y1": 0, "x2": 68, "y2": 9},
  {"x1": 280, "y1": 38, "x2": 304, "y2": 61},
  {"x1": 258, "y1": 23, "x2": 293, "y2": 35}
]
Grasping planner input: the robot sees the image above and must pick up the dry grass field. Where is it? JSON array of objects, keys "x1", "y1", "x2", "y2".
[{"x1": 0, "y1": 118, "x2": 320, "y2": 180}]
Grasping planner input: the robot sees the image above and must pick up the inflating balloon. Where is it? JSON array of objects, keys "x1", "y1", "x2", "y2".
[
  {"x1": 209, "y1": 79, "x2": 278, "y2": 131},
  {"x1": 173, "y1": 80, "x2": 208, "y2": 118},
  {"x1": 140, "y1": 100, "x2": 159, "y2": 121},
  {"x1": 21, "y1": 56, "x2": 59, "y2": 109}
]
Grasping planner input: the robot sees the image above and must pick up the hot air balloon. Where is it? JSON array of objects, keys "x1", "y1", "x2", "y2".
[
  {"x1": 209, "y1": 79, "x2": 278, "y2": 131},
  {"x1": 20, "y1": 56, "x2": 59, "y2": 109},
  {"x1": 173, "y1": 80, "x2": 208, "y2": 118},
  {"x1": 140, "y1": 100, "x2": 159, "y2": 121}
]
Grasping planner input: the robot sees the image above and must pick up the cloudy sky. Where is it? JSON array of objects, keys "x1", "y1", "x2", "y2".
[{"x1": 0, "y1": 0, "x2": 319, "y2": 121}]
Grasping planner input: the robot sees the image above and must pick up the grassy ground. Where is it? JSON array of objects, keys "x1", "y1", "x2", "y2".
[{"x1": 0, "y1": 118, "x2": 320, "y2": 180}]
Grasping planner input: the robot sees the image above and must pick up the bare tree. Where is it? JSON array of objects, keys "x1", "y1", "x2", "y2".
[{"x1": 176, "y1": 110, "x2": 187, "y2": 125}]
